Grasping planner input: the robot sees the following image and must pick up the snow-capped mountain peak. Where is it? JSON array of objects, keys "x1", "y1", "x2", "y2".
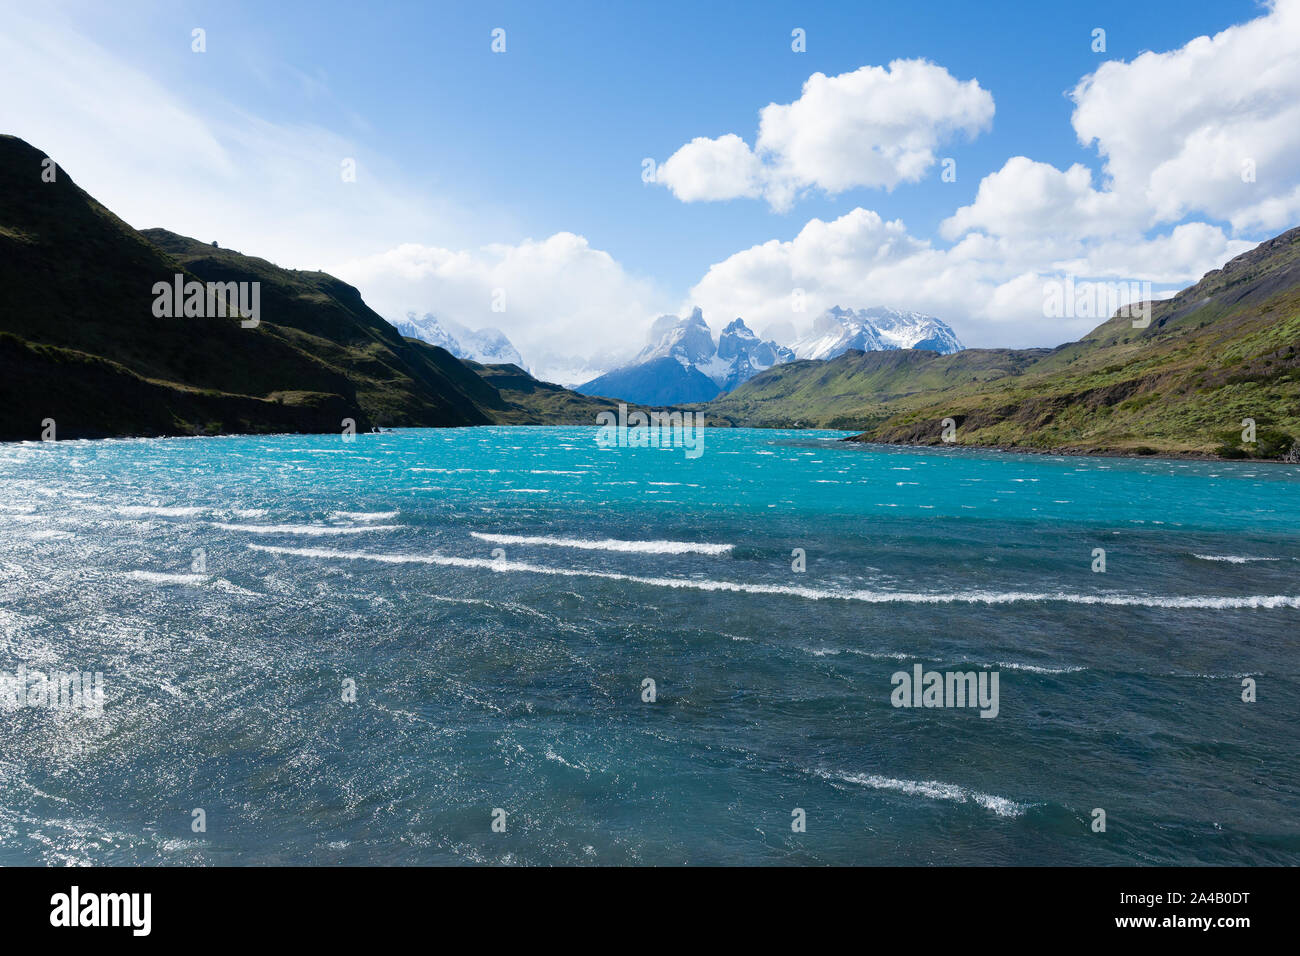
[
  {"x1": 640, "y1": 309, "x2": 795, "y2": 388},
  {"x1": 577, "y1": 308, "x2": 796, "y2": 404},
  {"x1": 792, "y1": 306, "x2": 962, "y2": 360},
  {"x1": 636, "y1": 307, "x2": 717, "y2": 368},
  {"x1": 716, "y1": 317, "x2": 758, "y2": 356},
  {"x1": 393, "y1": 312, "x2": 525, "y2": 367},
  {"x1": 716, "y1": 318, "x2": 795, "y2": 389}
]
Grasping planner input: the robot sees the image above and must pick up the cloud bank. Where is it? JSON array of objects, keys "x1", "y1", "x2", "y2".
[
  {"x1": 684, "y1": 2, "x2": 1300, "y2": 347},
  {"x1": 657, "y1": 59, "x2": 995, "y2": 211}
]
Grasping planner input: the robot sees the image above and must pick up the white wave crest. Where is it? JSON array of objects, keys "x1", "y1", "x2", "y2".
[
  {"x1": 116, "y1": 505, "x2": 205, "y2": 517},
  {"x1": 214, "y1": 523, "x2": 399, "y2": 535},
  {"x1": 814, "y1": 770, "x2": 1031, "y2": 818},
  {"x1": 243, "y1": 545, "x2": 1300, "y2": 608},
  {"x1": 469, "y1": 532, "x2": 733, "y2": 555},
  {"x1": 125, "y1": 571, "x2": 209, "y2": 585},
  {"x1": 1191, "y1": 554, "x2": 1279, "y2": 563},
  {"x1": 329, "y1": 511, "x2": 399, "y2": 522},
  {"x1": 989, "y1": 661, "x2": 1086, "y2": 674},
  {"x1": 803, "y1": 650, "x2": 1084, "y2": 673}
]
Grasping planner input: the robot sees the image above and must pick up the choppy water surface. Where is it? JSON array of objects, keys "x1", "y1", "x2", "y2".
[{"x1": 1, "y1": 427, "x2": 1297, "y2": 864}]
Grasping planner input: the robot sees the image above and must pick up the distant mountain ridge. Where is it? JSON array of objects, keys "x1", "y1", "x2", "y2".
[
  {"x1": 577, "y1": 305, "x2": 961, "y2": 405},
  {"x1": 577, "y1": 307, "x2": 797, "y2": 404},
  {"x1": 792, "y1": 306, "x2": 963, "y2": 359},
  {"x1": 394, "y1": 312, "x2": 524, "y2": 368},
  {"x1": 8, "y1": 132, "x2": 1294, "y2": 459}
]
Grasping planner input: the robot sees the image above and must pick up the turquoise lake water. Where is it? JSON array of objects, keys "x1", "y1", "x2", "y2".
[{"x1": 1, "y1": 426, "x2": 1297, "y2": 864}]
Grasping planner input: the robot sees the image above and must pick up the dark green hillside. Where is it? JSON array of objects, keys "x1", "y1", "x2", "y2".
[
  {"x1": 143, "y1": 229, "x2": 494, "y2": 430},
  {"x1": 0, "y1": 134, "x2": 488, "y2": 439}
]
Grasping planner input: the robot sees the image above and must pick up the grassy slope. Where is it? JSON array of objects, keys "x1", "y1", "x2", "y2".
[
  {"x1": 708, "y1": 227, "x2": 1300, "y2": 459},
  {"x1": 858, "y1": 227, "x2": 1300, "y2": 457},
  {"x1": 704, "y1": 348, "x2": 1046, "y2": 429}
]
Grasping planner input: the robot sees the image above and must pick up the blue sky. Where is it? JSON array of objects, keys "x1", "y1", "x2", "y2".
[{"x1": 2, "y1": 0, "x2": 1296, "y2": 380}]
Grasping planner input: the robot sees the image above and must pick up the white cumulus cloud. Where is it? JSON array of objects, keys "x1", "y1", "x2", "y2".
[
  {"x1": 655, "y1": 133, "x2": 766, "y2": 203},
  {"x1": 686, "y1": 4, "x2": 1300, "y2": 351},
  {"x1": 688, "y1": 207, "x2": 1253, "y2": 349},
  {"x1": 335, "y1": 234, "x2": 667, "y2": 385},
  {"x1": 657, "y1": 59, "x2": 995, "y2": 211},
  {"x1": 1069, "y1": 0, "x2": 1300, "y2": 232},
  {"x1": 939, "y1": 157, "x2": 1133, "y2": 242}
]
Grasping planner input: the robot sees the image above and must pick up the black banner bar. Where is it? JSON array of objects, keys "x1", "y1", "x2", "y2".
[{"x1": 0, "y1": 865, "x2": 1280, "y2": 943}]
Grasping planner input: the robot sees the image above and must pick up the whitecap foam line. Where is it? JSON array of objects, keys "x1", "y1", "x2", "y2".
[
  {"x1": 469, "y1": 532, "x2": 733, "y2": 555},
  {"x1": 989, "y1": 661, "x2": 1086, "y2": 674},
  {"x1": 801, "y1": 647, "x2": 911, "y2": 660},
  {"x1": 803, "y1": 649, "x2": 1084, "y2": 673},
  {"x1": 813, "y1": 769, "x2": 1031, "y2": 818},
  {"x1": 214, "y1": 523, "x2": 400, "y2": 535},
  {"x1": 243, "y1": 545, "x2": 1300, "y2": 608},
  {"x1": 329, "y1": 511, "x2": 399, "y2": 522},
  {"x1": 125, "y1": 571, "x2": 209, "y2": 585},
  {"x1": 1191, "y1": 553, "x2": 1280, "y2": 563}
]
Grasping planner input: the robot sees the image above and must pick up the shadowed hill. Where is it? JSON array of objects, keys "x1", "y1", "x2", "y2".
[
  {"x1": 142, "y1": 229, "x2": 495, "y2": 430},
  {"x1": 0, "y1": 134, "x2": 489, "y2": 440}
]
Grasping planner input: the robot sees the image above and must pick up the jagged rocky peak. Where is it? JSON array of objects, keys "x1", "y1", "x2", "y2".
[
  {"x1": 636, "y1": 307, "x2": 795, "y2": 386},
  {"x1": 718, "y1": 317, "x2": 794, "y2": 367},
  {"x1": 638, "y1": 306, "x2": 716, "y2": 366},
  {"x1": 577, "y1": 307, "x2": 796, "y2": 405},
  {"x1": 717, "y1": 317, "x2": 757, "y2": 358}
]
